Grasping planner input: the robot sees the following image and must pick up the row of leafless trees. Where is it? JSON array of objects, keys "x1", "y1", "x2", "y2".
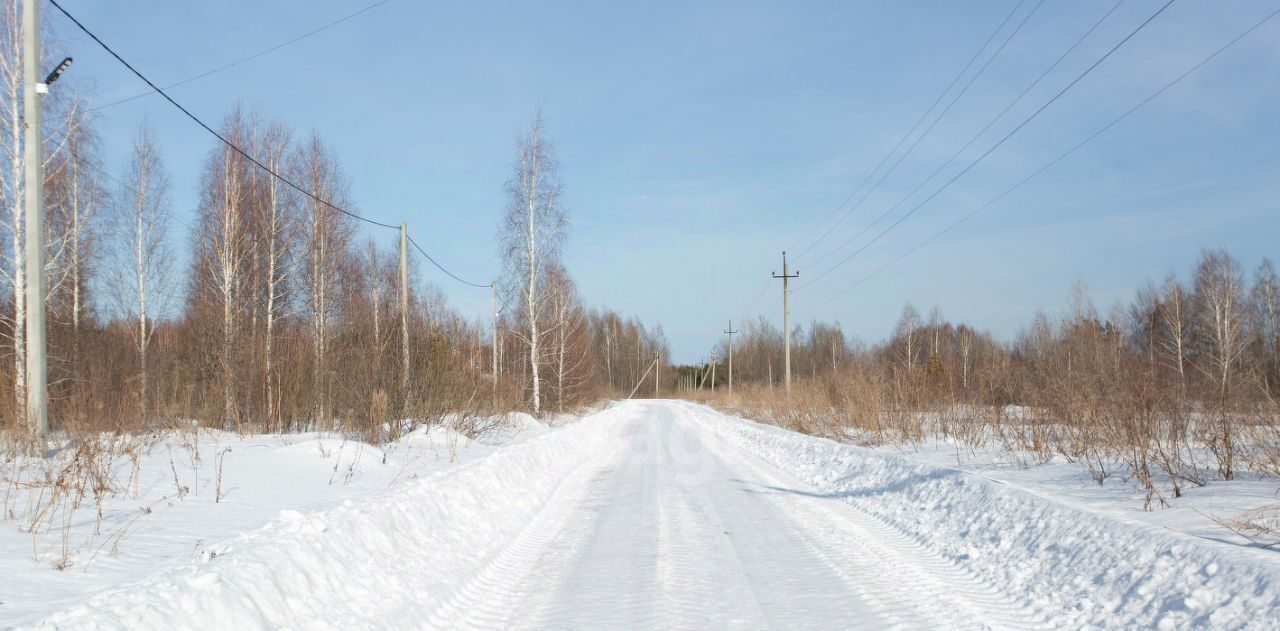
[
  {"x1": 688, "y1": 249, "x2": 1280, "y2": 507},
  {"x1": 0, "y1": 4, "x2": 667, "y2": 443},
  {"x1": 0, "y1": 99, "x2": 478, "y2": 441},
  {"x1": 0, "y1": 102, "x2": 670, "y2": 441}
]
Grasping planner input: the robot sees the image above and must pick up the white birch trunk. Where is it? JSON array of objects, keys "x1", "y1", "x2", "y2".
[{"x1": 525, "y1": 146, "x2": 541, "y2": 415}]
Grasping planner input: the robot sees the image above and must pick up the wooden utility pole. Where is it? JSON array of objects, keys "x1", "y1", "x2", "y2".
[
  {"x1": 724, "y1": 319, "x2": 737, "y2": 395},
  {"x1": 773, "y1": 251, "x2": 799, "y2": 396},
  {"x1": 399, "y1": 224, "x2": 410, "y2": 392}
]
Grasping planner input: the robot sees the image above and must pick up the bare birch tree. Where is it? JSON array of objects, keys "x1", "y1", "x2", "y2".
[
  {"x1": 256, "y1": 121, "x2": 294, "y2": 430},
  {"x1": 1252, "y1": 259, "x2": 1279, "y2": 393},
  {"x1": 1, "y1": 0, "x2": 26, "y2": 420},
  {"x1": 896, "y1": 303, "x2": 921, "y2": 372},
  {"x1": 51, "y1": 95, "x2": 101, "y2": 348},
  {"x1": 191, "y1": 109, "x2": 254, "y2": 427},
  {"x1": 107, "y1": 125, "x2": 172, "y2": 421},
  {"x1": 1158, "y1": 273, "x2": 1191, "y2": 393},
  {"x1": 500, "y1": 113, "x2": 564, "y2": 415},
  {"x1": 1193, "y1": 248, "x2": 1248, "y2": 480},
  {"x1": 294, "y1": 130, "x2": 353, "y2": 426},
  {"x1": 957, "y1": 325, "x2": 974, "y2": 392},
  {"x1": 546, "y1": 263, "x2": 588, "y2": 412}
]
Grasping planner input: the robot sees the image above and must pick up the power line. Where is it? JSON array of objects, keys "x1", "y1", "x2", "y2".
[
  {"x1": 738, "y1": 277, "x2": 772, "y2": 316},
  {"x1": 49, "y1": 0, "x2": 490, "y2": 290},
  {"x1": 803, "y1": 3, "x2": 1278, "y2": 316},
  {"x1": 798, "y1": 0, "x2": 1127, "y2": 288},
  {"x1": 49, "y1": 0, "x2": 397, "y2": 229},
  {"x1": 407, "y1": 233, "x2": 491, "y2": 288},
  {"x1": 89, "y1": 0, "x2": 390, "y2": 112},
  {"x1": 798, "y1": 0, "x2": 1043, "y2": 268},
  {"x1": 794, "y1": 0, "x2": 1177, "y2": 293},
  {"x1": 788, "y1": 0, "x2": 1030, "y2": 262}
]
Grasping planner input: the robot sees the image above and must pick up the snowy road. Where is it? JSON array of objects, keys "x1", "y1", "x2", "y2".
[
  {"x1": 31, "y1": 400, "x2": 1280, "y2": 629},
  {"x1": 435, "y1": 401, "x2": 1034, "y2": 630}
]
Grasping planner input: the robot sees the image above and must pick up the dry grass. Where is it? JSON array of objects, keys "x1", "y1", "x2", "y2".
[{"x1": 684, "y1": 365, "x2": 1280, "y2": 514}]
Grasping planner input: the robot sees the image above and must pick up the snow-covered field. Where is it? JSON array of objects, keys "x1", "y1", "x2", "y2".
[
  {"x1": 0, "y1": 415, "x2": 552, "y2": 627},
  {"x1": 870, "y1": 431, "x2": 1280, "y2": 549},
  {"x1": 4, "y1": 400, "x2": 1280, "y2": 629}
]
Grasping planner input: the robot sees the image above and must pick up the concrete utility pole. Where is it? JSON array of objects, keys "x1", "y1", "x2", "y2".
[
  {"x1": 399, "y1": 224, "x2": 410, "y2": 392},
  {"x1": 724, "y1": 320, "x2": 737, "y2": 395},
  {"x1": 773, "y1": 251, "x2": 799, "y2": 397},
  {"x1": 655, "y1": 350, "x2": 661, "y2": 398},
  {"x1": 491, "y1": 283, "x2": 499, "y2": 407},
  {"x1": 604, "y1": 326, "x2": 612, "y2": 390},
  {"x1": 23, "y1": 0, "x2": 46, "y2": 454}
]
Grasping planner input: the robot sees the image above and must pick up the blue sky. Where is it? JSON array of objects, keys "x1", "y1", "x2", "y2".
[{"x1": 50, "y1": 0, "x2": 1280, "y2": 363}]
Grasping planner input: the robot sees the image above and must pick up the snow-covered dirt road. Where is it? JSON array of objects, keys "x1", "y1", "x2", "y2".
[
  {"x1": 27, "y1": 400, "x2": 1280, "y2": 629},
  {"x1": 439, "y1": 400, "x2": 1032, "y2": 630}
]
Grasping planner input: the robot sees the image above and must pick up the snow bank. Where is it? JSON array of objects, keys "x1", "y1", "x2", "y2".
[
  {"x1": 22, "y1": 412, "x2": 618, "y2": 630},
  {"x1": 682, "y1": 401, "x2": 1280, "y2": 630}
]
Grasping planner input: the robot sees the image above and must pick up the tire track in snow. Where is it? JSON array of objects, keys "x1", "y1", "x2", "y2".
[
  {"x1": 426, "y1": 418, "x2": 626, "y2": 629},
  {"x1": 428, "y1": 402, "x2": 901, "y2": 629},
  {"x1": 519, "y1": 411, "x2": 771, "y2": 629},
  {"x1": 679, "y1": 402, "x2": 1053, "y2": 629},
  {"x1": 683, "y1": 414, "x2": 956, "y2": 629}
]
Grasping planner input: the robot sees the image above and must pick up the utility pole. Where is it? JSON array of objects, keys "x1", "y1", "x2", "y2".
[
  {"x1": 604, "y1": 325, "x2": 612, "y2": 390},
  {"x1": 23, "y1": 0, "x2": 46, "y2": 454},
  {"x1": 773, "y1": 251, "x2": 799, "y2": 396},
  {"x1": 655, "y1": 350, "x2": 661, "y2": 398},
  {"x1": 491, "y1": 283, "x2": 499, "y2": 408},
  {"x1": 724, "y1": 319, "x2": 737, "y2": 395},
  {"x1": 399, "y1": 224, "x2": 410, "y2": 392}
]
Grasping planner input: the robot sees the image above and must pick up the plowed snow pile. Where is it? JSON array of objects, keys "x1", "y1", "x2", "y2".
[{"x1": 683, "y1": 400, "x2": 1280, "y2": 629}]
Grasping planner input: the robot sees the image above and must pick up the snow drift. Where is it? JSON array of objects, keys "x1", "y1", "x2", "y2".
[
  {"x1": 25, "y1": 410, "x2": 618, "y2": 630},
  {"x1": 680, "y1": 400, "x2": 1280, "y2": 629}
]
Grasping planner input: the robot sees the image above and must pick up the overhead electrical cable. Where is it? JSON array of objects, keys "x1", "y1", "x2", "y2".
[
  {"x1": 802, "y1": 2, "x2": 1277, "y2": 316},
  {"x1": 799, "y1": 0, "x2": 1046, "y2": 268},
  {"x1": 739, "y1": 277, "x2": 772, "y2": 316},
  {"x1": 794, "y1": 0, "x2": 1178, "y2": 293},
  {"x1": 798, "y1": 0, "x2": 1127, "y2": 288},
  {"x1": 90, "y1": 0, "x2": 390, "y2": 112},
  {"x1": 407, "y1": 234, "x2": 492, "y2": 288},
  {"x1": 789, "y1": 0, "x2": 1030, "y2": 262},
  {"x1": 49, "y1": 0, "x2": 491, "y2": 290}
]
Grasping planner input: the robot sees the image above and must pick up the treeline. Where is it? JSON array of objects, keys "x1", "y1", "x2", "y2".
[
  {"x1": 2, "y1": 22, "x2": 662, "y2": 443},
  {"x1": 693, "y1": 249, "x2": 1280, "y2": 507}
]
